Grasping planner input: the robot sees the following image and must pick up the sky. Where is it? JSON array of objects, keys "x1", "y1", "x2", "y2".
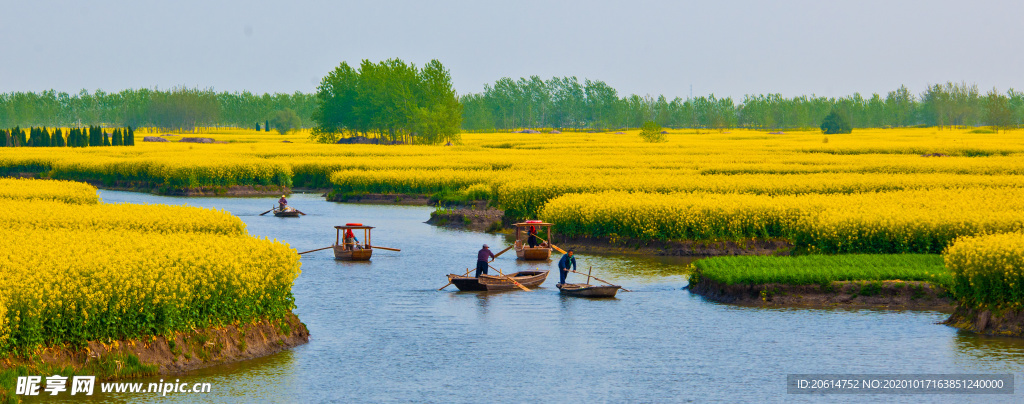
[{"x1": 2, "y1": 0, "x2": 1023, "y2": 100}]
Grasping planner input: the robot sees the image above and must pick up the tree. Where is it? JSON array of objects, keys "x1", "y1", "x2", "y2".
[
  {"x1": 985, "y1": 88, "x2": 1012, "y2": 133},
  {"x1": 53, "y1": 128, "x2": 64, "y2": 147},
  {"x1": 311, "y1": 58, "x2": 462, "y2": 144},
  {"x1": 639, "y1": 120, "x2": 666, "y2": 142},
  {"x1": 271, "y1": 108, "x2": 302, "y2": 135},
  {"x1": 820, "y1": 110, "x2": 852, "y2": 134},
  {"x1": 265, "y1": 119, "x2": 270, "y2": 132}
]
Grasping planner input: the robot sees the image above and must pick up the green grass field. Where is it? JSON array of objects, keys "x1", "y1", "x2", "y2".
[{"x1": 692, "y1": 254, "x2": 951, "y2": 288}]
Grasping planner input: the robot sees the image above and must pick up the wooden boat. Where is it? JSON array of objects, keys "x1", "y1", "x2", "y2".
[
  {"x1": 513, "y1": 221, "x2": 554, "y2": 261},
  {"x1": 447, "y1": 270, "x2": 549, "y2": 291},
  {"x1": 557, "y1": 283, "x2": 621, "y2": 298},
  {"x1": 333, "y1": 224, "x2": 374, "y2": 261},
  {"x1": 273, "y1": 208, "x2": 300, "y2": 217}
]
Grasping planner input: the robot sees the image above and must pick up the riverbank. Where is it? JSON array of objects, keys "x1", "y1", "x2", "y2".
[
  {"x1": 426, "y1": 208, "x2": 505, "y2": 232},
  {"x1": 688, "y1": 276, "x2": 954, "y2": 311},
  {"x1": 943, "y1": 307, "x2": 1024, "y2": 337},
  {"x1": 1, "y1": 312, "x2": 308, "y2": 401},
  {"x1": 558, "y1": 235, "x2": 793, "y2": 256},
  {"x1": 3, "y1": 312, "x2": 309, "y2": 376}
]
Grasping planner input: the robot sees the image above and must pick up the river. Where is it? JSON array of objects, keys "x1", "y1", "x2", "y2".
[{"x1": 56, "y1": 191, "x2": 1024, "y2": 403}]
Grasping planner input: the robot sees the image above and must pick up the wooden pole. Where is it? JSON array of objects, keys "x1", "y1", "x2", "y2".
[
  {"x1": 259, "y1": 208, "x2": 274, "y2": 216},
  {"x1": 298, "y1": 246, "x2": 333, "y2": 255},
  {"x1": 586, "y1": 265, "x2": 593, "y2": 285},
  {"x1": 370, "y1": 246, "x2": 401, "y2": 251},
  {"x1": 488, "y1": 264, "x2": 531, "y2": 292},
  {"x1": 532, "y1": 234, "x2": 567, "y2": 254},
  {"x1": 569, "y1": 270, "x2": 631, "y2": 292},
  {"x1": 492, "y1": 244, "x2": 514, "y2": 258}
]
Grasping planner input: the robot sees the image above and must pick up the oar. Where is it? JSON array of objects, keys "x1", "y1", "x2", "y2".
[
  {"x1": 533, "y1": 234, "x2": 567, "y2": 254},
  {"x1": 492, "y1": 245, "x2": 514, "y2": 258},
  {"x1": 295, "y1": 210, "x2": 307, "y2": 216},
  {"x1": 370, "y1": 246, "x2": 401, "y2": 251},
  {"x1": 488, "y1": 264, "x2": 531, "y2": 292},
  {"x1": 259, "y1": 208, "x2": 274, "y2": 216},
  {"x1": 439, "y1": 268, "x2": 473, "y2": 290},
  {"x1": 569, "y1": 270, "x2": 632, "y2": 292},
  {"x1": 298, "y1": 246, "x2": 333, "y2": 255}
]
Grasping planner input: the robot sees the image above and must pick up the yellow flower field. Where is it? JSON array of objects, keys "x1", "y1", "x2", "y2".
[{"x1": 0, "y1": 179, "x2": 299, "y2": 356}]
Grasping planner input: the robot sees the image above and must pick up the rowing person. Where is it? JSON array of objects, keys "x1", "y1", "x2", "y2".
[
  {"x1": 278, "y1": 195, "x2": 288, "y2": 211},
  {"x1": 557, "y1": 249, "x2": 576, "y2": 285},
  {"x1": 528, "y1": 225, "x2": 538, "y2": 248},
  {"x1": 476, "y1": 244, "x2": 495, "y2": 277},
  {"x1": 345, "y1": 228, "x2": 360, "y2": 250}
]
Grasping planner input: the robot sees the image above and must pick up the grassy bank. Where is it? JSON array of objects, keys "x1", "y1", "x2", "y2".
[
  {"x1": 691, "y1": 254, "x2": 951, "y2": 287},
  {"x1": 688, "y1": 254, "x2": 954, "y2": 309}
]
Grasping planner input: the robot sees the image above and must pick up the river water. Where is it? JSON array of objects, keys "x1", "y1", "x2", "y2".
[{"x1": 54, "y1": 191, "x2": 1024, "y2": 403}]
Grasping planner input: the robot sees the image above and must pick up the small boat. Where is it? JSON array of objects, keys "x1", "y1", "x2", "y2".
[
  {"x1": 333, "y1": 224, "x2": 374, "y2": 261},
  {"x1": 447, "y1": 270, "x2": 550, "y2": 291},
  {"x1": 557, "y1": 283, "x2": 621, "y2": 298},
  {"x1": 273, "y1": 207, "x2": 301, "y2": 217},
  {"x1": 513, "y1": 221, "x2": 555, "y2": 261}
]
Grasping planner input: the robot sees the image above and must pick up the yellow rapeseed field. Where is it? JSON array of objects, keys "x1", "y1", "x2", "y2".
[
  {"x1": 0, "y1": 178, "x2": 299, "y2": 356},
  {"x1": 945, "y1": 233, "x2": 1024, "y2": 310},
  {"x1": 2, "y1": 127, "x2": 1024, "y2": 254}
]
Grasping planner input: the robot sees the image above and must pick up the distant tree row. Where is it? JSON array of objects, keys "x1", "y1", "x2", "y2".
[
  {"x1": 462, "y1": 78, "x2": 1024, "y2": 131},
  {"x1": 311, "y1": 59, "x2": 462, "y2": 144},
  {"x1": 1, "y1": 126, "x2": 134, "y2": 147},
  {"x1": 0, "y1": 88, "x2": 316, "y2": 132}
]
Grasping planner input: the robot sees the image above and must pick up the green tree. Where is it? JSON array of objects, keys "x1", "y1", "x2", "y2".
[
  {"x1": 820, "y1": 110, "x2": 852, "y2": 134},
  {"x1": 639, "y1": 120, "x2": 666, "y2": 142},
  {"x1": 271, "y1": 108, "x2": 302, "y2": 135},
  {"x1": 985, "y1": 88, "x2": 1013, "y2": 133}
]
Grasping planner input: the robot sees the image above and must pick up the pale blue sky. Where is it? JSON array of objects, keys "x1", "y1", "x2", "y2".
[{"x1": 2, "y1": 0, "x2": 1022, "y2": 99}]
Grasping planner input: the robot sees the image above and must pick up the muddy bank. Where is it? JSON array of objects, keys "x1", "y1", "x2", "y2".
[
  {"x1": 427, "y1": 208, "x2": 505, "y2": 232},
  {"x1": 557, "y1": 235, "x2": 793, "y2": 257},
  {"x1": 18, "y1": 311, "x2": 309, "y2": 376},
  {"x1": 75, "y1": 180, "x2": 291, "y2": 197},
  {"x1": 943, "y1": 307, "x2": 1024, "y2": 337},
  {"x1": 329, "y1": 192, "x2": 433, "y2": 205},
  {"x1": 689, "y1": 276, "x2": 954, "y2": 311}
]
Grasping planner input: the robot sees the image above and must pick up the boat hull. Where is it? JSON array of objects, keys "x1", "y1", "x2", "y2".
[
  {"x1": 557, "y1": 283, "x2": 620, "y2": 298},
  {"x1": 516, "y1": 246, "x2": 551, "y2": 261},
  {"x1": 274, "y1": 210, "x2": 300, "y2": 217},
  {"x1": 448, "y1": 271, "x2": 549, "y2": 291},
  {"x1": 333, "y1": 245, "x2": 373, "y2": 261}
]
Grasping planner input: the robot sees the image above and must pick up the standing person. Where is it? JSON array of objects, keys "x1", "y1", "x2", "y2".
[
  {"x1": 345, "y1": 228, "x2": 359, "y2": 250},
  {"x1": 278, "y1": 195, "x2": 288, "y2": 210},
  {"x1": 476, "y1": 244, "x2": 495, "y2": 277},
  {"x1": 528, "y1": 225, "x2": 538, "y2": 248},
  {"x1": 557, "y1": 249, "x2": 576, "y2": 285}
]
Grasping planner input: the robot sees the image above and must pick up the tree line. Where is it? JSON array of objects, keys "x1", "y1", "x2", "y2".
[
  {"x1": 4, "y1": 75, "x2": 1023, "y2": 135},
  {"x1": 311, "y1": 59, "x2": 462, "y2": 144},
  {"x1": 1, "y1": 126, "x2": 135, "y2": 147},
  {"x1": 462, "y1": 79, "x2": 1024, "y2": 131},
  {"x1": 0, "y1": 88, "x2": 316, "y2": 132}
]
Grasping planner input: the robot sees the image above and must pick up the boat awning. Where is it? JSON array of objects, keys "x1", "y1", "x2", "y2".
[
  {"x1": 513, "y1": 222, "x2": 553, "y2": 227},
  {"x1": 335, "y1": 225, "x2": 375, "y2": 230}
]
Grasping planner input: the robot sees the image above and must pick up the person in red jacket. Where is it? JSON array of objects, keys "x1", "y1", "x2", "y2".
[{"x1": 344, "y1": 228, "x2": 359, "y2": 250}]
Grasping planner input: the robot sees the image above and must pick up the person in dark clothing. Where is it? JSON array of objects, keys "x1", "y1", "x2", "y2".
[
  {"x1": 278, "y1": 195, "x2": 288, "y2": 210},
  {"x1": 476, "y1": 244, "x2": 495, "y2": 277},
  {"x1": 527, "y1": 225, "x2": 538, "y2": 248},
  {"x1": 557, "y1": 249, "x2": 576, "y2": 285}
]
